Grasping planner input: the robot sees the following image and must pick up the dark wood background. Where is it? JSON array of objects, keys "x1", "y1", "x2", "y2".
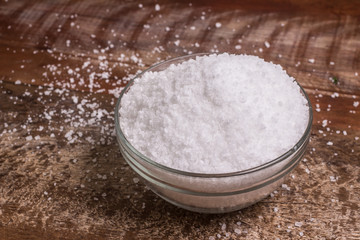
[{"x1": 0, "y1": 0, "x2": 359, "y2": 239}]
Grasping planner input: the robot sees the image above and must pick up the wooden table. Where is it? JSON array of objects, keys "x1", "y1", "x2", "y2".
[{"x1": 1, "y1": 0, "x2": 359, "y2": 239}]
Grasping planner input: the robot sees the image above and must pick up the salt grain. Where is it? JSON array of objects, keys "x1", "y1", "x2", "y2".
[
  {"x1": 26, "y1": 136, "x2": 33, "y2": 141},
  {"x1": 308, "y1": 59, "x2": 315, "y2": 63},
  {"x1": 133, "y1": 178, "x2": 140, "y2": 184},
  {"x1": 295, "y1": 222, "x2": 303, "y2": 227}
]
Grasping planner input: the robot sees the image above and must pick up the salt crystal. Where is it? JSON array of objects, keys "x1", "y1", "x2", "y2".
[
  {"x1": 155, "y1": 4, "x2": 160, "y2": 11},
  {"x1": 322, "y1": 119, "x2": 328, "y2": 127},
  {"x1": 26, "y1": 136, "x2": 33, "y2": 141},
  {"x1": 331, "y1": 92, "x2": 339, "y2": 98},
  {"x1": 354, "y1": 101, "x2": 359, "y2": 107},
  {"x1": 326, "y1": 141, "x2": 333, "y2": 146},
  {"x1": 308, "y1": 59, "x2": 315, "y2": 63},
  {"x1": 294, "y1": 222, "x2": 303, "y2": 227},
  {"x1": 133, "y1": 178, "x2": 140, "y2": 183},
  {"x1": 264, "y1": 41, "x2": 270, "y2": 48},
  {"x1": 215, "y1": 22, "x2": 222, "y2": 28}
]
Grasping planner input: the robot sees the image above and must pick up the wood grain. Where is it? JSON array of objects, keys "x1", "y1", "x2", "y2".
[{"x1": 0, "y1": 0, "x2": 359, "y2": 239}]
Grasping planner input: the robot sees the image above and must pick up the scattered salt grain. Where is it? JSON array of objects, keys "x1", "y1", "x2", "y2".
[
  {"x1": 331, "y1": 92, "x2": 339, "y2": 98},
  {"x1": 120, "y1": 54, "x2": 309, "y2": 173},
  {"x1": 264, "y1": 41, "x2": 270, "y2": 48},
  {"x1": 330, "y1": 176, "x2": 337, "y2": 182},
  {"x1": 215, "y1": 22, "x2": 222, "y2": 28},
  {"x1": 282, "y1": 184, "x2": 290, "y2": 191},
  {"x1": 308, "y1": 59, "x2": 315, "y2": 63},
  {"x1": 26, "y1": 136, "x2": 33, "y2": 141},
  {"x1": 294, "y1": 222, "x2": 303, "y2": 227},
  {"x1": 322, "y1": 119, "x2": 328, "y2": 127},
  {"x1": 155, "y1": 4, "x2": 160, "y2": 11},
  {"x1": 354, "y1": 101, "x2": 359, "y2": 107},
  {"x1": 326, "y1": 141, "x2": 333, "y2": 146}
]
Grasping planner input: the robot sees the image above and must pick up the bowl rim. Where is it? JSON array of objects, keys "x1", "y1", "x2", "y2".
[{"x1": 114, "y1": 53, "x2": 313, "y2": 178}]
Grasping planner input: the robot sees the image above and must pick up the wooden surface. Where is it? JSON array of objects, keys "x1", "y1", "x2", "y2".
[{"x1": 0, "y1": 0, "x2": 360, "y2": 239}]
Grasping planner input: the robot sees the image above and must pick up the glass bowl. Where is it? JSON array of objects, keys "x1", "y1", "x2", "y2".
[{"x1": 114, "y1": 53, "x2": 313, "y2": 214}]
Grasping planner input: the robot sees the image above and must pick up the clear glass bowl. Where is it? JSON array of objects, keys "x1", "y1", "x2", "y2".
[{"x1": 114, "y1": 53, "x2": 313, "y2": 214}]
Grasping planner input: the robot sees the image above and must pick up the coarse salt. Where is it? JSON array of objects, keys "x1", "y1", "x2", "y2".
[{"x1": 120, "y1": 54, "x2": 309, "y2": 173}]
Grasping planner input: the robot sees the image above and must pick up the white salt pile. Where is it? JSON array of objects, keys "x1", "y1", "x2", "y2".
[{"x1": 120, "y1": 53, "x2": 309, "y2": 173}]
